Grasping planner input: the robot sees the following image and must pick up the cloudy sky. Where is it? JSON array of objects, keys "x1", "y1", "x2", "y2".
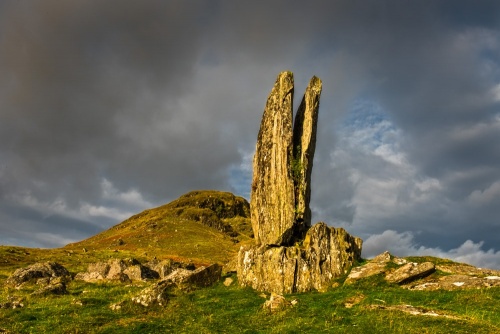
[{"x1": 1, "y1": 1, "x2": 500, "y2": 268}]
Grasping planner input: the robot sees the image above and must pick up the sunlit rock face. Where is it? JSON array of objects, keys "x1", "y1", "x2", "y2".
[
  {"x1": 238, "y1": 223, "x2": 362, "y2": 293},
  {"x1": 239, "y1": 72, "x2": 362, "y2": 293},
  {"x1": 250, "y1": 71, "x2": 295, "y2": 247}
]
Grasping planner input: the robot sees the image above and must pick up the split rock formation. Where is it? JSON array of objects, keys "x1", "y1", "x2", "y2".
[{"x1": 238, "y1": 71, "x2": 362, "y2": 293}]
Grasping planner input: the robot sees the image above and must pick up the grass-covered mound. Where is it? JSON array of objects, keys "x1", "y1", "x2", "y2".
[{"x1": 65, "y1": 190, "x2": 253, "y2": 266}]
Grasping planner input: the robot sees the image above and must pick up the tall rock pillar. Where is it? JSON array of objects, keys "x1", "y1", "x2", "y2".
[
  {"x1": 250, "y1": 71, "x2": 295, "y2": 246},
  {"x1": 240, "y1": 72, "x2": 362, "y2": 294},
  {"x1": 292, "y1": 76, "x2": 322, "y2": 239}
]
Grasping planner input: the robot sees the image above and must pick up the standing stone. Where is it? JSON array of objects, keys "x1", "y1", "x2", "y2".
[
  {"x1": 239, "y1": 72, "x2": 362, "y2": 293},
  {"x1": 292, "y1": 76, "x2": 322, "y2": 239},
  {"x1": 251, "y1": 71, "x2": 295, "y2": 246}
]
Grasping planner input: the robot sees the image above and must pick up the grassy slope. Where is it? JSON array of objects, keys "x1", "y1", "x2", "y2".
[
  {"x1": 1, "y1": 190, "x2": 499, "y2": 333},
  {"x1": 0, "y1": 190, "x2": 252, "y2": 274},
  {"x1": 65, "y1": 190, "x2": 253, "y2": 266},
  {"x1": 1, "y1": 272, "x2": 499, "y2": 333}
]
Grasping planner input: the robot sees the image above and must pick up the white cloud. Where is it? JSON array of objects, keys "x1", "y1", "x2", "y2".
[
  {"x1": 8, "y1": 179, "x2": 152, "y2": 227},
  {"x1": 35, "y1": 232, "x2": 77, "y2": 247},
  {"x1": 100, "y1": 178, "x2": 153, "y2": 208},
  {"x1": 363, "y1": 230, "x2": 500, "y2": 270},
  {"x1": 468, "y1": 180, "x2": 500, "y2": 206},
  {"x1": 333, "y1": 102, "x2": 443, "y2": 224},
  {"x1": 79, "y1": 203, "x2": 134, "y2": 222}
]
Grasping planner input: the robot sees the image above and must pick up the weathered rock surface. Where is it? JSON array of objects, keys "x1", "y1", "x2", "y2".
[
  {"x1": 32, "y1": 282, "x2": 67, "y2": 296},
  {"x1": 262, "y1": 293, "x2": 297, "y2": 313},
  {"x1": 385, "y1": 262, "x2": 436, "y2": 284},
  {"x1": 239, "y1": 72, "x2": 361, "y2": 293},
  {"x1": 251, "y1": 71, "x2": 295, "y2": 246},
  {"x1": 436, "y1": 263, "x2": 500, "y2": 277},
  {"x1": 345, "y1": 264, "x2": 387, "y2": 285},
  {"x1": 238, "y1": 223, "x2": 362, "y2": 293},
  {"x1": 132, "y1": 264, "x2": 222, "y2": 307},
  {"x1": 177, "y1": 263, "x2": 221, "y2": 289},
  {"x1": 292, "y1": 76, "x2": 322, "y2": 238},
  {"x1": 345, "y1": 251, "x2": 500, "y2": 291},
  {"x1": 5, "y1": 262, "x2": 70, "y2": 287},
  {"x1": 75, "y1": 258, "x2": 159, "y2": 282},
  {"x1": 345, "y1": 251, "x2": 408, "y2": 284},
  {"x1": 145, "y1": 258, "x2": 180, "y2": 278},
  {"x1": 406, "y1": 274, "x2": 500, "y2": 291},
  {"x1": 132, "y1": 279, "x2": 174, "y2": 307}
]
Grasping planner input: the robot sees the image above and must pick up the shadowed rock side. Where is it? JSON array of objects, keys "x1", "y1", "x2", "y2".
[
  {"x1": 250, "y1": 71, "x2": 295, "y2": 246},
  {"x1": 292, "y1": 76, "x2": 322, "y2": 240}
]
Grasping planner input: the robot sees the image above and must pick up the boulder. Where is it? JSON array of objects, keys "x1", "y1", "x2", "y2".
[
  {"x1": 75, "y1": 258, "x2": 159, "y2": 282},
  {"x1": 385, "y1": 262, "x2": 435, "y2": 284},
  {"x1": 262, "y1": 293, "x2": 297, "y2": 313},
  {"x1": 167, "y1": 264, "x2": 222, "y2": 290},
  {"x1": 372, "y1": 251, "x2": 392, "y2": 263},
  {"x1": 31, "y1": 282, "x2": 67, "y2": 296},
  {"x1": 223, "y1": 277, "x2": 234, "y2": 287},
  {"x1": 345, "y1": 251, "x2": 395, "y2": 284},
  {"x1": 132, "y1": 264, "x2": 222, "y2": 307},
  {"x1": 251, "y1": 71, "x2": 296, "y2": 246},
  {"x1": 345, "y1": 263, "x2": 386, "y2": 285},
  {"x1": 132, "y1": 279, "x2": 175, "y2": 307},
  {"x1": 145, "y1": 259, "x2": 176, "y2": 278},
  {"x1": 5, "y1": 262, "x2": 70, "y2": 287}
]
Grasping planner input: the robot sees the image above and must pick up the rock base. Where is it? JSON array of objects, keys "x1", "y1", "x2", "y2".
[{"x1": 237, "y1": 222, "x2": 362, "y2": 293}]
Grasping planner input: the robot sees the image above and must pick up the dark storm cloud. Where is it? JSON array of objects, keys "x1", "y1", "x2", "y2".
[
  {"x1": 0, "y1": 0, "x2": 225, "y2": 204},
  {"x1": 0, "y1": 1, "x2": 499, "y2": 268}
]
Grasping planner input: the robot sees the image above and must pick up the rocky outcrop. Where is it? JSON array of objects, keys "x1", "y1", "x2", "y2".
[
  {"x1": 132, "y1": 264, "x2": 221, "y2": 307},
  {"x1": 407, "y1": 274, "x2": 500, "y2": 291},
  {"x1": 132, "y1": 279, "x2": 174, "y2": 307},
  {"x1": 75, "y1": 258, "x2": 159, "y2": 282},
  {"x1": 345, "y1": 251, "x2": 500, "y2": 291},
  {"x1": 250, "y1": 71, "x2": 295, "y2": 246},
  {"x1": 385, "y1": 262, "x2": 436, "y2": 284},
  {"x1": 5, "y1": 262, "x2": 70, "y2": 287},
  {"x1": 238, "y1": 72, "x2": 362, "y2": 293},
  {"x1": 238, "y1": 223, "x2": 362, "y2": 293},
  {"x1": 344, "y1": 251, "x2": 407, "y2": 285}
]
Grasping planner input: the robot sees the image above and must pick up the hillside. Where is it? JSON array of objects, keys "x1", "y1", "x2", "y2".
[
  {"x1": 65, "y1": 190, "x2": 253, "y2": 264},
  {"x1": 0, "y1": 190, "x2": 252, "y2": 274}
]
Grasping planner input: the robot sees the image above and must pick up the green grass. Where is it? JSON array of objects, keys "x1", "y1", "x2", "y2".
[
  {"x1": 62, "y1": 190, "x2": 252, "y2": 266},
  {"x1": 1, "y1": 272, "x2": 499, "y2": 333},
  {"x1": 1, "y1": 190, "x2": 499, "y2": 333}
]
